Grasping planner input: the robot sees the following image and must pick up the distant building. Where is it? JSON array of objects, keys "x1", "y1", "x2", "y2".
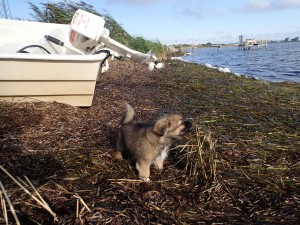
[{"x1": 284, "y1": 37, "x2": 300, "y2": 42}]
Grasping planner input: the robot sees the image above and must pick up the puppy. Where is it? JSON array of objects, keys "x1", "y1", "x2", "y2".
[{"x1": 115, "y1": 104, "x2": 192, "y2": 181}]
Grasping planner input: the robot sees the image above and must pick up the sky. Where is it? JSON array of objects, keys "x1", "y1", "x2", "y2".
[{"x1": 6, "y1": 0, "x2": 300, "y2": 44}]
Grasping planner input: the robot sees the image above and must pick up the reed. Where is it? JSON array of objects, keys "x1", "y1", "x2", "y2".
[{"x1": 175, "y1": 125, "x2": 218, "y2": 187}]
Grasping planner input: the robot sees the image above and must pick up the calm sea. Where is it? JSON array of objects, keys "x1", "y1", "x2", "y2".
[{"x1": 183, "y1": 42, "x2": 300, "y2": 82}]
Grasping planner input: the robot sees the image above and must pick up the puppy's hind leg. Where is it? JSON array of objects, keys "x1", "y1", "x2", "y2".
[
  {"x1": 114, "y1": 150, "x2": 123, "y2": 160},
  {"x1": 114, "y1": 129, "x2": 124, "y2": 160},
  {"x1": 136, "y1": 160, "x2": 151, "y2": 182}
]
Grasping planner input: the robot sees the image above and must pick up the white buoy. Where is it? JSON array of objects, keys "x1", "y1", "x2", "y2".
[
  {"x1": 148, "y1": 62, "x2": 155, "y2": 71},
  {"x1": 223, "y1": 67, "x2": 230, "y2": 73},
  {"x1": 218, "y1": 67, "x2": 230, "y2": 73},
  {"x1": 170, "y1": 56, "x2": 183, "y2": 61}
]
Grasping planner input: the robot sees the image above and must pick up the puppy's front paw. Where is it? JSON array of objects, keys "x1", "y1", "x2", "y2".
[
  {"x1": 114, "y1": 151, "x2": 123, "y2": 160},
  {"x1": 140, "y1": 177, "x2": 151, "y2": 182},
  {"x1": 154, "y1": 160, "x2": 164, "y2": 171},
  {"x1": 154, "y1": 164, "x2": 164, "y2": 171}
]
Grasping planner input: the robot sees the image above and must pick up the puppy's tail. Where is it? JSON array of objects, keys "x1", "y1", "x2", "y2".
[{"x1": 120, "y1": 103, "x2": 134, "y2": 126}]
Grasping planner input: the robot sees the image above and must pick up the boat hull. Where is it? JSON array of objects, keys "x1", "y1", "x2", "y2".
[
  {"x1": 0, "y1": 19, "x2": 105, "y2": 107},
  {"x1": 0, "y1": 54, "x2": 104, "y2": 106}
]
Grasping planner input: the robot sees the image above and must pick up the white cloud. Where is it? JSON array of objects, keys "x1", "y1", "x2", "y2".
[
  {"x1": 248, "y1": 0, "x2": 272, "y2": 10},
  {"x1": 105, "y1": 0, "x2": 165, "y2": 6},
  {"x1": 242, "y1": 0, "x2": 300, "y2": 12},
  {"x1": 180, "y1": 8, "x2": 204, "y2": 18},
  {"x1": 213, "y1": 8, "x2": 224, "y2": 16},
  {"x1": 279, "y1": 0, "x2": 300, "y2": 7}
]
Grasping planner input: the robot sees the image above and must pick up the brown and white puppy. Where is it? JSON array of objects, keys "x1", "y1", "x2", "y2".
[{"x1": 115, "y1": 104, "x2": 192, "y2": 181}]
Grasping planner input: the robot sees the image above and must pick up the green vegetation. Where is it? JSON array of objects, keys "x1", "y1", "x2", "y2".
[{"x1": 28, "y1": 0, "x2": 166, "y2": 57}]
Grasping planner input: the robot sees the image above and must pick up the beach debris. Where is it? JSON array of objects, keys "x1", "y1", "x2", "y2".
[
  {"x1": 170, "y1": 56, "x2": 184, "y2": 61},
  {"x1": 205, "y1": 63, "x2": 213, "y2": 68},
  {"x1": 218, "y1": 67, "x2": 231, "y2": 73}
]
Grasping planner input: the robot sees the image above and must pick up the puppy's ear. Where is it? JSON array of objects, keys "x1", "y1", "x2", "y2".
[{"x1": 153, "y1": 118, "x2": 171, "y2": 136}]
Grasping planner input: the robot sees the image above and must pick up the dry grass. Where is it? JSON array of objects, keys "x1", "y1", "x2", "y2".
[
  {"x1": 0, "y1": 60, "x2": 299, "y2": 224},
  {"x1": 174, "y1": 126, "x2": 218, "y2": 187}
]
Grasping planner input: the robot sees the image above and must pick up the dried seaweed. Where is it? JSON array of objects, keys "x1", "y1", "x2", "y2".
[{"x1": 0, "y1": 60, "x2": 299, "y2": 224}]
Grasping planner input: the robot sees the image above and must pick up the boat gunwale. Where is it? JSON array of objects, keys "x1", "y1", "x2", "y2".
[{"x1": 0, "y1": 53, "x2": 107, "y2": 62}]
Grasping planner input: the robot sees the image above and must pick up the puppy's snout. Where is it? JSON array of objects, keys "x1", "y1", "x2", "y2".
[{"x1": 183, "y1": 120, "x2": 193, "y2": 132}]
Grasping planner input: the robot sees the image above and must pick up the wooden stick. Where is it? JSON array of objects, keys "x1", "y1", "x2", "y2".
[
  {"x1": 0, "y1": 190, "x2": 8, "y2": 225},
  {"x1": 0, "y1": 181, "x2": 20, "y2": 225},
  {"x1": 74, "y1": 194, "x2": 91, "y2": 212},
  {"x1": 24, "y1": 176, "x2": 54, "y2": 215},
  {"x1": 0, "y1": 165, "x2": 58, "y2": 222}
]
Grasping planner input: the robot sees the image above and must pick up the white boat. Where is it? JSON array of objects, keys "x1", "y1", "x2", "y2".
[{"x1": 0, "y1": 10, "x2": 163, "y2": 107}]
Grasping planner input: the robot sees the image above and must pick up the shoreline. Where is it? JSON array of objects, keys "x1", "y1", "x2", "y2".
[{"x1": 177, "y1": 42, "x2": 300, "y2": 83}]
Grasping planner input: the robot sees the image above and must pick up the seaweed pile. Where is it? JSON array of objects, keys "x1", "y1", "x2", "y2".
[{"x1": 0, "y1": 60, "x2": 299, "y2": 224}]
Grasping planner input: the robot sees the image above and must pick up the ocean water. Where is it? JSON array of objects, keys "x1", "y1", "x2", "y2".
[{"x1": 183, "y1": 42, "x2": 300, "y2": 82}]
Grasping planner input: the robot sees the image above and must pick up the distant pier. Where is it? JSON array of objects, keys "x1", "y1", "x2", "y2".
[{"x1": 238, "y1": 35, "x2": 267, "y2": 50}]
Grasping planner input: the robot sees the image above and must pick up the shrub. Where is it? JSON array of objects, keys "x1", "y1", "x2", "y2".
[{"x1": 28, "y1": 0, "x2": 166, "y2": 57}]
